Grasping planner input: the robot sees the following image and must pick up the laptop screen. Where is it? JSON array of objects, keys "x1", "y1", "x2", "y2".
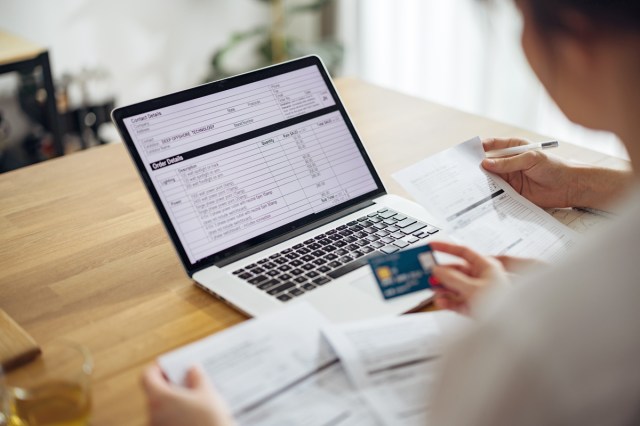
[{"x1": 114, "y1": 57, "x2": 384, "y2": 270}]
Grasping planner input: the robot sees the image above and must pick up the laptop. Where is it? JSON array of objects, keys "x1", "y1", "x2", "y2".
[{"x1": 112, "y1": 55, "x2": 446, "y2": 322}]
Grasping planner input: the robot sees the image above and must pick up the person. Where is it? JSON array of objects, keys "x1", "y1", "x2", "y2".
[{"x1": 141, "y1": 0, "x2": 640, "y2": 424}]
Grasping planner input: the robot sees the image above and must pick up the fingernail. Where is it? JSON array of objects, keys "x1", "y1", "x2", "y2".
[{"x1": 429, "y1": 276, "x2": 440, "y2": 286}]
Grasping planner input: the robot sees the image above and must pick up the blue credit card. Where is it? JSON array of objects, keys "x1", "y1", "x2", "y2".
[{"x1": 368, "y1": 244, "x2": 437, "y2": 300}]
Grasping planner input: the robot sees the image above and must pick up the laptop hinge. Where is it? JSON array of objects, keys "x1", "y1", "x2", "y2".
[{"x1": 210, "y1": 199, "x2": 377, "y2": 269}]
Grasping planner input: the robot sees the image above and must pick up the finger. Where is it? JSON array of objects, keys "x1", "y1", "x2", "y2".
[
  {"x1": 482, "y1": 150, "x2": 542, "y2": 173},
  {"x1": 184, "y1": 365, "x2": 213, "y2": 392},
  {"x1": 482, "y1": 137, "x2": 529, "y2": 152},
  {"x1": 432, "y1": 265, "x2": 478, "y2": 298},
  {"x1": 429, "y1": 241, "x2": 491, "y2": 268},
  {"x1": 141, "y1": 364, "x2": 172, "y2": 398}
]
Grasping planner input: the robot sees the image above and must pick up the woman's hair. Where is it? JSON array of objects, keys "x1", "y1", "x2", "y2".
[{"x1": 521, "y1": 0, "x2": 640, "y2": 35}]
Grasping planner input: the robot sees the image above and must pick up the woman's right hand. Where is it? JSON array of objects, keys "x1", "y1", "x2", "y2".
[{"x1": 481, "y1": 138, "x2": 579, "y2": 209}]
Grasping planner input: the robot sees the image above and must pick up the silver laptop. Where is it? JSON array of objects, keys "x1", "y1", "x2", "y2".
[{"x1": 112, "y1": 55, "x2": 445, "y2": 322}]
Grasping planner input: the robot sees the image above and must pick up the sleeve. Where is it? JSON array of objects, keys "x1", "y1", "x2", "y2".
[{"x1": 429, "y1": 322, "x2": 560, "y2": 426}]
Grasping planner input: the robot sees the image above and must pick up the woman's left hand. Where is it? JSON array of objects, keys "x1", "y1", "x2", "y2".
[{"x1": 429, "y1": 241, "x2": 511, "y2": 315}]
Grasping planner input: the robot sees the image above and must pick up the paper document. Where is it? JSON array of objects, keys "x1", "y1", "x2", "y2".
[
  {"x1": 393, "y1": 137, "x2": 579, "y2": 261},
  {"x1": 322, "y1": 311, "x2": 470, "y2": 426},
  {"x1": 159, "y1": 302, "x2": 379, "y2": 426}
]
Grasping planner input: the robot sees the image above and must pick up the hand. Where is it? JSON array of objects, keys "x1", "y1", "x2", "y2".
[
  {"x1": 481, "y1": 138, "x2": 579, "y2": 209},
  {"x1": 429, "y1": 241, "x2": 510, "y2": 315},
  {"x1": 141, "y1": 364, "x2": 236, "y2": 426}
]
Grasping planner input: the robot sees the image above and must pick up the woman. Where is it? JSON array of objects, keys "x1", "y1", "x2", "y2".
[{"x1": 142, "y1": 0, "x2": 640, "y2": 424}]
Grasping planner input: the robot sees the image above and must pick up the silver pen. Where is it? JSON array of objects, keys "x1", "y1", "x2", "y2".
[{"x1": 485, "y1": 141, "x2": 559, "y2": 158}]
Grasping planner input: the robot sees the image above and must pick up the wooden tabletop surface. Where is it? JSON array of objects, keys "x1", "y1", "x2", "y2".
[{"x1": 0, "y1": 78, "x2": 627, "y2": 425}]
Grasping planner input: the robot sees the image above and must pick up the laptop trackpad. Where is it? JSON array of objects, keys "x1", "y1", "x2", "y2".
[{"x1": 347, "y1": 267, "x2": 381, "y2": 298}]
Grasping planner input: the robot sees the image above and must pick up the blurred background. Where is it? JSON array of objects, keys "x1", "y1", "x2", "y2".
[{"x1": 0, "y1": 0, "x2": 626, "y2": 173}]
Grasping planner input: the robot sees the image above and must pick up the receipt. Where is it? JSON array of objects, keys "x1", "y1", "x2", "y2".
[{"x1": 393, "y1": 137, "x2": 579, "y2": 261}]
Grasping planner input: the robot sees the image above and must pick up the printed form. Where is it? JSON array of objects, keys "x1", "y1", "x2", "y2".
[
  {"x1": 393, "y1": 137, "x2": 579, "y2": 262},
  {"x1": 322, "y1": 311, "x2": 469, "y2": 426},
  {"x1": 158, "y1": 302, "x2": 468, "y2": 426},
  {"x1": 159, "y1": 303, "x2": 380, "y2": 426}
]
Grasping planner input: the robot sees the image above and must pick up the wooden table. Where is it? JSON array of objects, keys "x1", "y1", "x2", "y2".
[{"x1": 0, "y1": 78, "x2": 627, "y2": 425}]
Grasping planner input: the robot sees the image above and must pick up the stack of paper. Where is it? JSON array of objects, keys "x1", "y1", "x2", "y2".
[{"x1": 159, "y1": 302, "x2": 469, "y2": 426}]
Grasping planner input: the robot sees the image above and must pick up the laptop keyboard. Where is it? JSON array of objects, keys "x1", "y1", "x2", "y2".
[{"x1": 232, "y1": 208, "x2": 439, "y2": 302}]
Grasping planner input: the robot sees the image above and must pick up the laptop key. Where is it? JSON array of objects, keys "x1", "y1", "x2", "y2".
[
  {"x1": 258, "y1": 279, "x2": 280, "y2": 290},
  {"x1": 267, "y1": 270, "x2": 280, "y2": 277},
  {"x1": 325, "y1": 253, "x2": 338, "y2": 261},
  {"x1": 350, "y1": 225, "x2": 364, "y2": 231},
  {"x1": 329, "y1": 234, "x2": 342, "y2": 241},
  {"x1": 238, "y1": 272, "x2": 252, "y2": 280},
  {"x1": 285, "y1": 253, "x2": 299, "y2": 260},
  {"x1": 403, "y1": 222, "x2": 427, "y2": 235},
  {"x1": 278, "y1": 264, "x2": 292, "y2": 271},
  {"x1": 289, "y1": 288, "x2": 305, "y2": 297},
  {"x1": 380, "y1": 237, "x2": 394, "y2": 244},
  {"x1": 313, "y1": 258, "x2": 327, "y2": 265},
  {"x1": 386, "y1": 225, "x2": 400, "y2": 233},
  {"x1": 233, "y1": 269, "x2": 245, "y2": 275},
  {"x1": 352, "y1": 251, "x2": 365, "y2": 258},
  {"x1": 327, "y1": 261, "x2": 342, "y2": 269},
  {"x1": 327, "y1": 253, "x2": 380, "y2": 279},
  {"x1": 313, "y1": 277, "x2": 331, "y2": 286},
  {"x1": 279, "y1": 273, "x2": 292, "y2": 281},
  {"x1": 302, "y1": 254, "x2": 314, "y2": 262},
  {"x1": 347, "y1": 221, "x2": 358, "y2": 226},
  {"x1": 290, "y1": 268, "x2": 304, "y2": 276},
  {"x1": 347, "y1": 244, "x2": 360, "y2": 251},
  {"x1": 269, "y1": 253, "x2": 282, "y2": 259},
  {"x1": 339, "y1": 256, "x2": 354, "y2": 263},
  {"x1": 391, "y1": 231, "x2": 405, "y2": 239},
  {"x1": 407, "y1": 236, "x2": 419, "y2": 243},
  {"x1": 375, "y1": 230, "x2": 389, "y2": 237},
  {"x1": 395, "y1": 218, "x2": 417, "y2": 228},
  {"x1": 368, "y1": 216, "x2": 382, "y2": 223},
  {"x1": 357, "y1": 217, "x2": 368, "y2": 222},
  {"x1": 334, "y1": 240, "x2": 347, "y2": 248},
  {"x1": 337, "y1": 225, "x2": 347, "y2": 230},
  {"x1": 249, "y1": 275, "x2": 268, "y2": 285},
  {"x1": 257, "y1": 259, "x2": 269, "y2": 264},
  {"x1": 380, "y1": 245, "x2": 399, "y2": 254},
  {"x1": 335, "y1": 249, "x2": 348, "y2": 256},
  {"x1": 428, "y1": 229, "x2": 440, "y2": 235},
  {"x1": 314, "y1": 234, "x2": 327, "y2": 240},
  {"x1": 277, "y1": 294, "x2": 292, "y2": 302},
  {"x1": 394, "y1": 214, "x2": 407, "y2": 221},
  {"x1": 267, "y1": 282, "x2": 295, "y2": 295},
  {"x1": 357, "y1": 240, "x2": 369, "y2": 247},
  {"x1": 306, "y1": 271, "x2": 320, "y2": 278},
  {"x1": 250, "y1": 267, "x2": 265, "y2": 274},
  {"x1": 361, "y1": 246, "x2": 375, "y2": 253},
  {"x1": 373, "y1": 223, "x2": 387, "y2": 230},
  {"x1": 378, "y1": 210, "x2": 396, "y2": 219},
  {"x1": 326, "y1": 229, "x2": 337, "y2": 235},
  {"x1": 245, "y1": 263, "x2": 257, "y2": 269},
  {"x1": 311, "y1": 250, "x2": 326, "y2": 257},
  {"x1": 323, "y1": 245, "x2": 337, "y2": 252},
  {"x1": 290, "y1": 259, "x2": 303, "y2": 267},
  {"x1": 377, "y1": 208, "x2": 388, "y2": 213},
  {"x1": 394, "y1": 240, "x2": 410, "y2": 249},
  {"x1": 318, "y1": 266, "x2": 331, "y2": 273},
  {"x1": 282, "y1": 249, "x2": 293, "y2": 254},
  {"x1": 274, "y1": 257, "x2": 288, "y2": 264},
  {"x1": 302, "y1": 283, "x2": 316, "y2": 291},
  {"x1": 296, "y1": 247, "x2": 310, "y2": 255},
  {"x1": 308, "y1": 243, "x2": 322, "y2": 250},
  {"x1": 301, "y1": 264, "x2": 315, "y2": 271},
  {"x1": 366, "y1": 235, "x2": 380, "y2": 242},
  {"x1": 294, "y1": 276, "x2": 308, "y2": 284},
  {"x1": 293, "y1": 243, "x2": 304, "y2": 249},
  {"x1": 371, "y1": 241, "x2": 384, "y2": 249}
]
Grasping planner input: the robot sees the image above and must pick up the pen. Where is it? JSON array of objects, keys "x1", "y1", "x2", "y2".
[{"x1": 485, "y1": 141, "x2": 559, "y2": 158}]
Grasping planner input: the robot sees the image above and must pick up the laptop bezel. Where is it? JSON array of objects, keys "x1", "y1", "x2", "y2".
[{"x1": 111, "y1": 55, "x2": 386, "y2": 275}]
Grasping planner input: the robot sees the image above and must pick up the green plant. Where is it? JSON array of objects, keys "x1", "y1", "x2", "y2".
[{"x1": 204, "y1": 0, "x2": 343, "y2": 81}]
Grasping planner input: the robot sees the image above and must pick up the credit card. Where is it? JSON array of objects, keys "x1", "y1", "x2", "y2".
[{"x1": 368, "y1": 244, "x2": 437, "y2": 300}]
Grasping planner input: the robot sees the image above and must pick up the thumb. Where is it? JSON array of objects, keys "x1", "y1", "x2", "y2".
[
  {"x1": 184, "y1": 365, "x2": 211, "y2": 391},
  {"x1": 482, "y1": 151, "x2": 541, "y2": 174}
]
